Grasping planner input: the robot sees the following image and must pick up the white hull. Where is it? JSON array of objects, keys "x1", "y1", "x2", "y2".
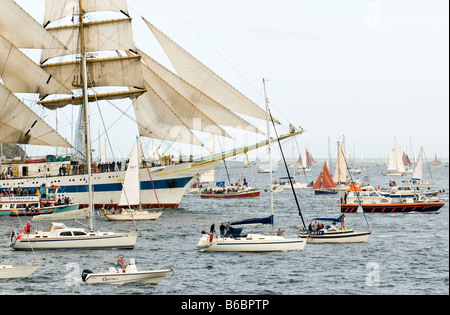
[
  {"x1": 0, "y1": 160, "x2": 222, "y2": 209},
  {"x1": 10, "y1": 223, "x2": 138, "y2": 250},
  {"x1": 196, "y1": 234, "x2": 306, "y2": 252},
  {"x1": 278, "y1": 182, "x2": 308, "y2": 189},
  {"x1": 82, "y1": 269, "x2": 171, "y2": 285},
  {"x1": 299, "y1": 230, "x2": 371, "y2": 244},
  {"x1": 0, "y1": 264, "x2": 40, "y2": 279},
  {"x1": 105, "y1": 210, "x2": 162, "y2": 221}
]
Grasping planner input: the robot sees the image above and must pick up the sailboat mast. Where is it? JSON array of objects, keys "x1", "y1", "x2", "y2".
[
  {"x1": 78, "y1": 0, "x2": 94, "y2": 231},
  {"x1": 263, "y1": 79, "x2": 274, "y2": 236}
]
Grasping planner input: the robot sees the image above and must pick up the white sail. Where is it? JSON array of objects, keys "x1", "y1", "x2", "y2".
[
  {"x1": 119, "y1": 141, "x2": 140, "y2": 206},
  {"x1": 0, "y1": 0, "x2": 66, "y2": 50},
  {"x1": 333, "y1": 139, "x2": 347, "y2": 183},
  {"x1": 387, "y1": 138, "x2": 406, "y2": 173},
  {"x1": 200, "y1": 135, "x2": 215, "y2": 183},
  {"x1": 0, "y1": 83, "x2": 71, "y2": 147},
  {"x1": 0, "y1": 36, "x2": 71, "y2": 96},
  {"x1": 133, "y1": 82, "x2": 203, "y2": 146},
  {"x1": 41, "y1": 18, "x2": 136, "y2": 63},
  {"x1": 143, "y1": 18, "x2": 271, "y2": 123},
  {"x1": 138, "y1": 49, "x2": 263, "y2": 135},
  {"x1": 41, "y1": 54, "x2": 144, "y2": 90},
  {"x1": 412, "y1": 147, "x2": 423, "y2": 181},
  {"x1": 44, "y1": 0, "x2": 129, "y2": 26},
  {"x1": 140, "y1": 64, "x2": 229, "y2": 138}
]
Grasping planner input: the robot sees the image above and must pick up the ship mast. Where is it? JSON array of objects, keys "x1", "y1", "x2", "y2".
[
  {"x1": 263, "y1": 79, "x2": 274, "y2": 236},
  {"x1": 78, "y1": 0, "x2": 94, "y2": 231}
]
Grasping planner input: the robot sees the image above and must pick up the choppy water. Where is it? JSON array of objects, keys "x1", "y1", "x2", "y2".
[{"x1": 1, "y1": 161, "x2": 448, "y2": 295}]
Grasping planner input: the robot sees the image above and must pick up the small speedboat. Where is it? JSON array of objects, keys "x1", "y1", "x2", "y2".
[
  {"x1": 82, "y1": 259, "x2": 171, "y2": 285},
  {"x1": 0, "y1": 264, "x2": 40, "y2": 279}
]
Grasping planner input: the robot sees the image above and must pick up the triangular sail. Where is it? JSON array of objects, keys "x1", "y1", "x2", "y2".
[
  {"x1": 0, "y1": 0, "x2": 66, "y2": 50},
  {"x1": 0, "y1": 83, "x2": 71, "y2": 147},
  {"x1": 387, "y1": 138, "x2": 406, "y2": 173},
  {"x1": 334, "y1": 140, "x2": 347, "y2": 183},
  {"x1": 412, "y1": 147, "x2": 423, "y2": 182},
  {"x1": 142, "y1": 18, "x2": 272, "y2": 123},
  {"x1": 322, "y1": 162, "x2": 336, "y2": 188},
  {"x1": 118, "y1": 141, "x2": 140, "y2": 206}
]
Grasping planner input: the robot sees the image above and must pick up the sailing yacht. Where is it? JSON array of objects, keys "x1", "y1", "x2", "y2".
[
  {"x1": 1, "y1": 0, "x2": 300, "y2": 210},
  {"x1": 313, "y1": 162, "x2": 338, "y2": 195},
  {"x1": 104, "y1": 140, "x2": 162, "y2": 221},
  {"x1": 196, "y1": 80, "x2": 306, "y2": 252},
  {"x1": 382, "y1": 138, "x2": 406, "y2": 176}
]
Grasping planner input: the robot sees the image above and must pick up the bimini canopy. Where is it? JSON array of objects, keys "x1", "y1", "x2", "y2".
[{"x1": 231, "y1": 215, "x2": 273, "y2": 226}]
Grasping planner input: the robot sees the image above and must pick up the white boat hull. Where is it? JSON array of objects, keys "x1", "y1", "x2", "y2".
[
  {"x1": 299, "y1": 230, "x2": 371, "y2": 244},
  {"x1": 82, "y1": 269, "x2": 171, "y2": 285},
  {"x1": 0, "y1": 264, "x2": 40, "y2": 279},
  {"x1": 196, "y1": 234, "x2": 306, "y2": 252},
  {"x1": 105, "y1": 211, "x2": 162, "y2": 221},
  {"x1": 11, "y1": 232, "x2": 138, "y2": 251}
]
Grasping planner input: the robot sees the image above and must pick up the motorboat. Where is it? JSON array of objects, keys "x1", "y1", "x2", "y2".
[
  {"x1": 200, "y1": 186, "x2": 261, "y2": 199},
  {"x1": 0, "y1": 264, "x2": 40, "y2": 279},
  {"x1": 298, "y1": 217, "x2": 371, "y2": 244},
  {"x1": 196, "y1": 215, "x2": 306, "y2": 252},
  {"x1": 341, "y1": 188, "x2": 444, "y2": 213},
  {"x1": 82, "y1": 258, "x2": 171, "y2": 285},
  {"x1": 10, "y1": 222, "x2": 138, "y2": 251},
  {"x1": 380, "y1": 185, "x2": 439, "y2": 198},
  {"x1": 104, "y1": 209, "x2": 162, "y2": 221}
]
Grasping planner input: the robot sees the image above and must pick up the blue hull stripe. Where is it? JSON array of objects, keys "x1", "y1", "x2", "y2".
[{"x1": 2, "y1": 177, "x2": 194, "y2": 194}]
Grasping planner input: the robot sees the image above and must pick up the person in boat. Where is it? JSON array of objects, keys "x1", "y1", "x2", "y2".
[
  {"x1": 117, "y1": 256, "x2": 127, "y2": 270},
  {"x1": 24, "y1": 221, "x2": 31, "y2": 234},
  {"x1": 225, "y1": 222, "x2": 231, "y2": 237},
  {"x1": 219, "y1": 223, "x2": 226, "y2": 238},
  {"x1": 243, "y1": 178, "x2": 248, "y2": 187},
  {"x1": 277, "y1": 228, "x2": 285, "y2": 237},
  {"x1": 210, "y1": 223, "x2": 216, "y2": 235}
]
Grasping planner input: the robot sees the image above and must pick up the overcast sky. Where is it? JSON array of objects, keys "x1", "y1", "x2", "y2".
[{"x1": 17, "y1": 0, "x2": 449, "y2": 160}]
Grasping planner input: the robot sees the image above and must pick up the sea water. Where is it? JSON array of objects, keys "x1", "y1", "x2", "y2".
[{"x1": 0, "y1": 161, "x2": 448, "y2": 295}]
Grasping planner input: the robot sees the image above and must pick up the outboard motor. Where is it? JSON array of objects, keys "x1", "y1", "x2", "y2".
[{"x1": 81, "y1": 269, "x2": 93, "y2": 282}]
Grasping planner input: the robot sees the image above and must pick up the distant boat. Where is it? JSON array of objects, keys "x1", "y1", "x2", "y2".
[
  {"x1": 0, "y1": 264, "x2": 40, "y2": 280},
  {"x1": 382, "y1": 138, "x2": 406, "y2": 176},
  {"x1": 313, "y1": 162, "x2": 338, "y2": 195},
  {"x1": 200, "y1": 186, "x2": 261, "y2": 199}
]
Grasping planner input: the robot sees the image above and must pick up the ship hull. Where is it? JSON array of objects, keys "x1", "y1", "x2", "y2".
[
  {"x1": 1, "y1": 161, "x2": 222, "y2": 209},
  {"x1": 341, "y1": 202, "x2": 445, "y2": 213}
]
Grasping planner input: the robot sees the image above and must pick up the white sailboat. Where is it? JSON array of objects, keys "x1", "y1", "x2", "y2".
[
  {"x1": 196, "y1": 79, "x2": 306, "y2": 252},
  {"x1": 105, "y1": 140, "x2": 162, "y2": 221},
  {"x1": 410, "y1": 147, "x2": 434, "y2": 188},
  {"x1": 333, "y1": 138, "x2": 348, "y2": 186},
  {"x1": 382, "y1": 138, "x2": 406, "y2": 176}
]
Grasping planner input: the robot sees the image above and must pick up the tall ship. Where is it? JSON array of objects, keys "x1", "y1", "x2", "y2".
[{"x1": 0, "y1": 0, "x2": 301, "y2": 209}]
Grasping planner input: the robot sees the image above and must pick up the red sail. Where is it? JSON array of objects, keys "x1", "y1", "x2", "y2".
[
  {"x1": 313, "y1": 172, "x2": 322, "y2": 189},
  {"x1": 321, "y1": 162, "x2": 336, "y2": 188}
]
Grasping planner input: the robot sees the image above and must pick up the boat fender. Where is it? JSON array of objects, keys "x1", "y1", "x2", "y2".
[
  {"x1": 17, "y1": 233, "x2": 21, "y2": 239},
  {"x1": 209, "y1": 234, "x2": 213, "y2": 243},
  {"x1": 81, "y1": 269, "x2": 93, "y2": 282}
]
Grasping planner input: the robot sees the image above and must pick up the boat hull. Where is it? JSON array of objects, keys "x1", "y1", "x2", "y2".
[
  {"x1": 82, "y1": 269, "x2": 171, "y2": 285},
  {"x1": 11, "y1": 233, "x2": 138, "y2": 251},
  {"x1": 200, "y1": 189, "x2": 261, "y2": 199},
  {"x1": 299, "y1": 231, "x2": 371, "y2": 243},
  {"x1": 105, "y1": 211, "x2": 162, "y2": 221},
  {"x1": 341, "y1": 202, "x2": 445, "y2": 213},
  {"x1": 0, "y1": 265, "x2": 40, "y2": 279},
  {"x1": 196, "y1": 234, "x2": 306, "y2": 252},
  {"x1": 314, "y1": 189, "x2": 338, "y2": 195}
]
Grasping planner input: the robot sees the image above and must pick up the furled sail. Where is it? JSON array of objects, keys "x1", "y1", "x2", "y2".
[
  {"x1": 0, "y1": 83, "x2": 71, "y2": 147},
  {"x1": 0, "y1": 0, "x2": 66, "y2": 49},
  {"x1": 143, "y1": 18, "x2": 273, "y2": 123}
]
